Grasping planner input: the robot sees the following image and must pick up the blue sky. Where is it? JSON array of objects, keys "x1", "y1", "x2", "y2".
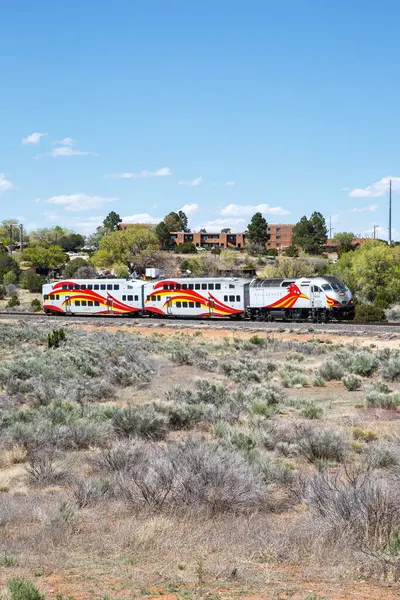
[{"x1": 1, "y1": 0, "x2": 400, "y2": 239}]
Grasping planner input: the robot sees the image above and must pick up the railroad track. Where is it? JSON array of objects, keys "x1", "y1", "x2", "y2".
[{"x1": 0, "y1": 311, "x2": 399, "y2": 330}]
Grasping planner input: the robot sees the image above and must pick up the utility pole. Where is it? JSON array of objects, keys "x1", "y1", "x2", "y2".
[
  {"x1": 19, "y1": 224, "x2": 23, "y2": 252},
  {"x1": 329, "y1": 216, "x2": 335, "y2": 240},
  {"x1": 9, "y1": 225, "x2": 13, "y2": 254},
  {"x1": 389, "y1": 179, "x2": 392, "y2": 246},
  {"x1": 373, "y1": 224, "x2": 378, "y2": 240}
]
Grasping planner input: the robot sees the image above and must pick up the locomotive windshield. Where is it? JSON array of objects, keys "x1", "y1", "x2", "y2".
[
  {"x1": 321, "y1": 284, "x2": 332, "y2": 291},
  {"x1": 331, "y1": 283, "x2": 347, "y2": 292}
]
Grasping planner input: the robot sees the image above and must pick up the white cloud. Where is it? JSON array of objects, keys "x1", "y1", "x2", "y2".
[
  {"x1": 53, "y1": 137, "x2": 76, "y2": 146},
  {"x1": 0, "y1": 174, "x2": 14, "y2": 194},
  {"x1": 195, "y1": 218, "x2": 246, "y2": 232},
  {"x1": 105, "y1": 167, "x2": 171, "y2": 179},
  {"x1": 51, "y1": 146, "x2": 98, "y2": 157},
  {"x1": 44, "y1": 193, "x2": 117, "y2": 212},
  {"x1": 348, "y1": 176, "x2": 400, "y2": 198},
  {"x1": 224, "y1": 181, "x2": 236, "y2": 187},
  {"x1": 352, "y1": 204, "x2": 378, "y2": 213},
  {"x1": 41, "y1": 212, "x2": 106, "y2": 235},
  {"x1": 220, "y1": 203, "x2": 290, "y2": 217},
  {"x1": 121, "y1": 214, "x2": 160, "y2": 225},
  {"x1": 180, "y1": 203, "x2": 199, "y2": 215},
  {"x1": 178, "y1": 176, "x2": 202, "y2": 187},
  {"x1": 22, "y1": 132, "x2": 47, "y2": 144}
]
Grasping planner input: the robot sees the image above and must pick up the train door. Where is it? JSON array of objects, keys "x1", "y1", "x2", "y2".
[
  {"x1": 107, "y1": 297, "x2": 114, "y2": 313},
  {"x1": 243, "y1": 283, "x2": 250, "y2": 312},
  {"x1": 166, "y1": 296, "x2": 173, "y2": 315},
  {"x1": 311, "y1": 285, "x2": 322, "y2": 308},
  {"x1": 65, "y1": 296, "x2": 71, "y2": 314},
  {"x1": 209, "y1": 299, "x2": 215, "y2": 317}
]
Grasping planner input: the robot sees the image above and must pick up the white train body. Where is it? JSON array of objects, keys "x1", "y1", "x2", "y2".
[{"x1": 42, "y1": 275, "x2": 354, "y2": 321}]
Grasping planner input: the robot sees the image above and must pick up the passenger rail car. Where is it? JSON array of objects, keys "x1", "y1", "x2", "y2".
[{"x1": 42, "y1": 275, "x2": 354, "y2": 321}]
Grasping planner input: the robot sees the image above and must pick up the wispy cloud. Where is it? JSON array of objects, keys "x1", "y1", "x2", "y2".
[
  {"x1": 121, "y1": 214, "x2": 160, "y2": 224},
  {"x1": 22, "y1": 132, "x2": 47, "y2": 145},
  {"x1": 196, "y1": 218, "x2": 246, "y2": 232},
  {"x1": 180, "y1": 203, "x2": 199, "y2": 215},
  {"x1": 178, "y1": 176, "x2": 202, "y2": 187},
  {"x1": 52, "y1": 137, "x2": 76, "y2": 146},
  {"x1": 224, "y1": 181, "x2": 236, "y2": 187},
  {"x1": 43, "y1": 193, "x2": 117, "y2": 212},
  {"x1": 220, "y1": 203, "x2": 290, "y2": 217},
  {"x1": 105, "y1": 167, "x2": 171, "y2": 179},
  {"x1": 0, "y1": 174, "x2": 14, "y2": 194},
  {"x1": 41, "y1": 212, "x2": 107, "y2": 236},
  {"x1": 352, "y1": 204, "x2": 378, "y2": 213},
  {"x1": 347, "y1": 176, "x2": 400, "y2": 198}
]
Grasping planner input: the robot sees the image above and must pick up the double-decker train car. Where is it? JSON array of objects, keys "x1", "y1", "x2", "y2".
[{"x1": 42, "y1": 275, "x2": 354, "y2": 321}]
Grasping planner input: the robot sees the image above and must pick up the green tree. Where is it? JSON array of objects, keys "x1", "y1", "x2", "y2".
[
  {"x1": 0, "y1": 219, "x2": 21, "y2": 248},
  {"x1": 3, "y1": 270, "x2": 18, "y2": 285},
  {"x1": 199, "y1": 228, "x2": 207, "y2": 233},
  {"x1": 29, "y1": 226, "x2": 68, "y2": 248},
  {"x1": 58, "y1": 233, "x2": 85, "y2": 252},
  {"x1": 0, "y1": 254, "x2": 20, "y2": 280},
  {"x1": 283, "y1": 245, "x2": 299, "y2": 257},
  {"x1": 333, "y1": 232, "x2": 356, "y2": 255},
  {"x1": 22, "y1": 245, "x2": 68, "y2": 274},
  {"x1": 260, "y1": 256, "x2": 316, "y2": 278},
  {"x1": 74, "y1": 265, "x2": 97, "y2": 278},
  {"x1": 91, "y1": 226, "x2": 158, "y2": 269},
  {"x1": 247, "y1": 212, "x2": 269, "y2": 248},
  {"x1": 292, "y1": 212, "x2": 327, "y2": 254},
  {"x1": 178, "y1": 210, "x2": 190, "y2": 232},
  {"x1": 86, "y1": 226, "x2": 106, "y2": 248},
  {"x1": 164, "y1": 211, "x2": 188, "y2": 232},
  {"x1": 103, "y1": 211, "x2": 122, "y2": 233},
  {"x1": 155, "y1": 221, "x2": 174, "y2": 250},
  {"x1": 64, "y1": 257, "x2": 89, "y2": 278},
  {"x1": 20, "y1": 272, "x2": 46, "y2": 293},
  {"x1": 221, "y1": 228, "x2": 231, "y2": 233}
]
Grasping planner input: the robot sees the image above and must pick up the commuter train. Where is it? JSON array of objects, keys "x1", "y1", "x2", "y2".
[{"x1": 42, "y1": 276, "x2": 354, "y2": 321}]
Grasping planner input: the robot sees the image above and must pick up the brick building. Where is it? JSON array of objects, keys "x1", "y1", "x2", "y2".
[{"x1": 171, "y1": 224, "x2": 295, "y2": 250}]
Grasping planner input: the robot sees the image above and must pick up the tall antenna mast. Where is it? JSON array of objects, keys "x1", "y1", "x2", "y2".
[{"x1": 389, "y1": 179, "x2": 392, "y2": 245}]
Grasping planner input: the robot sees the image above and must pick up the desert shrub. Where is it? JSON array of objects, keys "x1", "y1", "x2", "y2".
[
  {"x1": 25, "y1": 450, "x2": 66, "y2": 486},
  {"x1": 350, "y1": 352, "x2": 379, "y2": 376},
  {"x1": 221, "y1": 357, "x2": 277, "y2": 383},
  {"x1": 386, "y1": 308, "x2": 400, "y2": 322},
  {"x1": 300, "y1": 401, "x2": 323, "y2": 419},
  {"x1": 365, "y1": 443, "x2": 399, "y2": 469},
  {"x1": 194, "y1": 379, "x2": 229, "y2": 405},
  {"x1": 353, "y1": 427, "x2": 377, "y2": 442},
  {"x1": 312, "y1": 375, "x2": 325, "y2": 387},
  {"x1": 354, "y1": 303, "x2": 387, "y2": 322},
  {"x1": 365, "y1": 389, "x2": 400, "y2": 410},
  {"x1": 230, "y1": 430, "x2": 257, "y2": 454},
  {"x1": 295, "y1": 425, "x2": 347, "y2": 463},
  {"x1": 70, "y1": 476, "x2": 110, "y2": 508},
  {"x1": 281, "y1": 372, "x2": 308, "y2": 388},
  {"x1": 380, "y1": 357, "x2": 400, "y2": 382},
  {"x1": 249, "y1": 335, "x2": 266, "y2": 346},
  {"x1": 112, "y1": 404, "x2": 168, "y2": 439},
  {"x1": 342, "y1": 373, "x2": 362, "y2": 391},
  {"x1": 47, "y1": 328, "x2": 66, "y2": 349},
  {"x1": 30, "y1": 298, "x2": 42, "y2": 312},
  {"x1": 162, "y1": 401, "x2": 214, "y2": 429},
  {"x1": 7, "y1": 296, "x2": 20, "y2": 308},
  {"x1": 318, "y1": 358, "x2": 344, "y2": 381},
  {"x1": 3, "y1": 271, "x2": 18, "y2": 285},
  {"x1": 8, "y1": 578, "x2": 44, "y2": 600}
]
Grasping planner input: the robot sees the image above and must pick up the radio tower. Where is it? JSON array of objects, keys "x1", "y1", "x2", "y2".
[{"x1": 389, "y1": 179, "x2": 392, "y2": 245}]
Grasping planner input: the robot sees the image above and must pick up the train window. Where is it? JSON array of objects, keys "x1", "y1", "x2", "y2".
[
  {"x1": 44, "y1": 294, "x2": 49, "y2": 300},
  {"x1": 163, "y1": 284, "x2": 168, "y2": 290},
  {"x1": 322, "y1": 284, "x2": 332, "y2": 291},
  {"x1": 122, "y1": 295, "x2": 126, "y2": 301},
  {"x1": 75, "y1": 301, "x2": 81, "y2": 306},
  {"x1": 195, "y1": 283, "x2": 200, "y2": 290},
  {"x1": 128, "y1": 295, "x2": 133, "y2": 301},
  {"x1": 236, "y1": 295, "x2": 241, "y2": 302},
  {"x1": 196, "y1": 302, "x2": 201, "y2": 308},
  {"x1": 81, "y1": 284, "x2": 86, "y2": 290},
  {"x1": 50, "y1": 294, "x2": 55, "y2": 300},
  {"x1": 189, "y1": 302, "x2": 194, "y2": 308},
  {"x1": 100, "y1": 284, "x2": 106, "y2": 290},
  {"x1": 107, "y1": 284, "x2": 112, "y2": 290},
  {"x1": 114, "y1": 285, "x2": 119, "y2": 290},
  {"x1": 215, "y1": 283, "x2": 221, "y2": 290},
  {"x1": 94, "y1": 284, "x2": 99, "y2": 290},
  {"x1": 157, "y1": 295, "x2": 161, "y2": 301},
  {"x1": 182, "y1": 302, "x2": 188, "y2": 308},
  {"x1": 68, "y1": 284, "x2": 73, "y2": 290},
  {"x1": 56, "y1": 295, "x2": 60, "y2": 300},
  {"x1": 224, "y1": 295, "x2": 228, "y2": 301},
  {"x1": 229, "y1": 284, "x2": 235, "y2": 289},
  {"x1": 75, "y1": 284, "x2": 80, "y2": 290},
  {"x1": 151, "y1": 295, "x2": 156, "y2": 301},
  {"x1": 202, "y1": 283, "x2": 207, "y2": 290},
  {"x1": 135, "y1": 295, "x2": 139, "y2": 301},
  {"x1": 182, "y1": 284, "x2": 187, "y2": 290},
  {"x1": 176, "y1": 284, "x2": 181, "y2": 290},
  {"x1": 94, "y1": 301, "x2": 100, "y2": 306},
  {"x1": 88, "y1": 301, "x2": 93, "y2": 307},
  {"x1": 169, "y1": 284, "x2": 174, "y2": 290},
  {"x1": 147, "y1": 295, "x2": 150, "y2": 301},
  {"x1": 188, "y1": 284, "x2": 194, "y2": 290},
  {"x1": 176, "y1": 302, "x2": 182, "y2": 308},
  {"x1": 208, "y1": 283, "x2": 214, "y2": 290},
  {"x1": 88, "y1": 285, "x2": 93, "y2": 290},
  {"x1": 81, "y1": 301, "x2": 87, "y2": 306},
  {"x1": 62, "y1": 285, "x2": 67, "y2": 290},
  {"x1": 229, "y1": 295, "x2": 235, "y2": 302}
]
